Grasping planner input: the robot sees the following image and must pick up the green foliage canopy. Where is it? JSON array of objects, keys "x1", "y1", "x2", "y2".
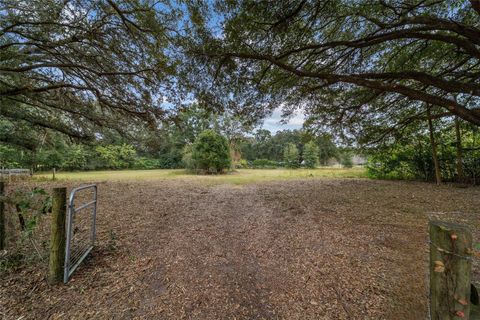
[
  {"x1": 0, "y1": 0, "x2": 177, "y2": 148},
  {"x1": 183, "y1": 0, "x2": 480, "y2": 145},
  {"x1": 303, "y1": 141, "x2": 319, "y2": 169}
]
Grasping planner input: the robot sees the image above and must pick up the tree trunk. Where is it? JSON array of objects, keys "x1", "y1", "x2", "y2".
[
  {"x1": 455, "y1": 116, "x2": 465, "y2": 182},
  {"x1": 427, "y1": 106, "x2": 442, "y2": 184}
]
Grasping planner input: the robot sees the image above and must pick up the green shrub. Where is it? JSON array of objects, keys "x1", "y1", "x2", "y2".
[
  {"x1": 283, "y1": 143, "x2": 299, "y2": 168},
  {"x1": 191, "y1": 130, "x2": 231, "y2": 174},
  {"x1": 158, "y1": 149, "x2": 183, "y2": 169},
  {"x1": 133, "y1": 157, "x2": 160, "y2": 169},
  {"x1": 252, "y1": 158, "x2": 277, "y2": 168},
  {"x1": 95, "y1": 144, "x2": 137, "y2": 169},
  {"x1": 233, "y1": 159, "x2": 249, "y2": 169}
]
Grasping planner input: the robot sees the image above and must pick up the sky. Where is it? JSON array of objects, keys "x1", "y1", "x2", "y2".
[{"x1": 260, "y1": 108, "x2": 305, "y2": 133}]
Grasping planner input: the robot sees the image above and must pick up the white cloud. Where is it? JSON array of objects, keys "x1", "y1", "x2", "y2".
[{"x1": 260, "y1": 108, "x2": 305, "y2": 133}]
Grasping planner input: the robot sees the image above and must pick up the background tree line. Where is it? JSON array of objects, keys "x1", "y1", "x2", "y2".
[
  {"x1": 237, "y1": 129, "x2": 346, "y2": 168},
  {"x1": 0, "y1": 104, "x2": 352, "y2": 171}
]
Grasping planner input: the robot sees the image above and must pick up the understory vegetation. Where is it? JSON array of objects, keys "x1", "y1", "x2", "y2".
[{"x1": 366, "y1": 118, "x2": 480, "y2": 184}]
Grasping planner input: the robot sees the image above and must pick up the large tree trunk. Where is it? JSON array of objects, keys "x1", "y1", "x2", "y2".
[
  {"x1": 455, "y1": 116, "x2": 465, "y2": 182},
  {"x1": 427, "y1": 106, "x2": 442, "y2": 185}
]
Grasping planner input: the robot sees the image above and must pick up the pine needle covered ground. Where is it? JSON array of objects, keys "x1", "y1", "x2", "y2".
[{"x1": 1, "y1": 175, "x2": 479, "y2": 319}]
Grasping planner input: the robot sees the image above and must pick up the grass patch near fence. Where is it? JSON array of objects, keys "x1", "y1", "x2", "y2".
[{"x1": 34, "y1": 167, "x2": 367, "y2": 185}]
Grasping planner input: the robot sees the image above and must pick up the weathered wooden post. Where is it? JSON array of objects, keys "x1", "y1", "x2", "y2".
[
  {"x1": 0, "y1": 181, "x2": 5, "y2": 250},
  {"x1": 48, "y1": 187, "x2": 66, "y2": 284},
  {"x1": 430, "y1": 221, "x2": 472, "y2": 319}
]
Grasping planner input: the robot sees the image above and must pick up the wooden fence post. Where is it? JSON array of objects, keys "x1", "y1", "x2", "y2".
[
  {"x1": 430, "y1": 221, "x2": 472, "y2": 319},
  {"x1": 0, "y1": 181, "x2": 4, "y2": 250},
  {"x1": 48, "y1": 187, "x2": 66, "y2": 284}
]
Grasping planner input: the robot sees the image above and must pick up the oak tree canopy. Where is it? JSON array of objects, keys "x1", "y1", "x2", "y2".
[
  {"x1": 2, "y1": 0, "x2": 480, "y2": 148},
  {"x1": 183, "y1": 0, "x2": 480, "y2": 141},
  {"x1": 0, "y1": 0, "x2": 177, "y2": 148}
]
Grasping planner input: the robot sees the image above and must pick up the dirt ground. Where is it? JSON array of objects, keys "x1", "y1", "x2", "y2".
[{"x1": 1, "y1": 178, "x2": 479, "y2": 319}]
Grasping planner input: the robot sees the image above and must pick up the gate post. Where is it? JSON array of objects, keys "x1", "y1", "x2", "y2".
[
  {"x1": 0, "y1": 181, "x2": 5, "y2": 250},
  {"x1": 48, "y1": 187, "x2": 66, "y2": 284},
  {"x1": 430, "y1": 221, "x2": 472, "y2": 319}
]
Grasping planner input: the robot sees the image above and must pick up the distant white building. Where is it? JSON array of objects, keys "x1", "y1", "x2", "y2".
[
  {"x1": 325, "y1": 155, "x2": 366, "y2": 167},
  {"x1": 352, "y1": 155, "x2": 367, "y2": 165}
]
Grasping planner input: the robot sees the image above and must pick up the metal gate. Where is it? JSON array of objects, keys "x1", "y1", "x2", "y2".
[{"x1": 64, "y1": 184, "x2": 97, "y2": 283}]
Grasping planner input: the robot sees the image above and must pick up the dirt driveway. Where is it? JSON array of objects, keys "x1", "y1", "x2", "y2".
[{"x1": 1, "y1": 179, "x2": 479, "y2": 319}]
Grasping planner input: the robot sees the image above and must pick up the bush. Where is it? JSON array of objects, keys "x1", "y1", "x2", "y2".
[
  {"x1": 191, "y1": 130, "x2": 231, "y2": 174},
  {"x1": 252, "y1": 158, "x2": 277, "y2": 168},
  {"x1": 303, "y1": 141, "x2": 319, "y2": 168},
  {"x1": 95, "y1": 144, "x2": 136, "y2": 169},
  {"x1": 283, "y1": 143, "x2": 299, "y2": 168},
  {"x1": 158, "y1": 149, "x2": 183, "y2": 169},
  {"x1": 340, "y1": 151, "x2": 354, "y2": 168},
  {"x1": 234, "y1": 159, "x2": 249, "y2": 169},
  {"x1": 133, "y1": 157, "x2": 160, "y2": 170}
]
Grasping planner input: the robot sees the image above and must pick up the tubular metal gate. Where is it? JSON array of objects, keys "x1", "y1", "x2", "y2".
[{"x1": 64, "y1": 184, "x2": 97, "y2": 283}]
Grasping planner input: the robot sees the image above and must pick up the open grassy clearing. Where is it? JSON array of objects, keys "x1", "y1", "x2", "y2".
[
  {"x1": 1, "y1": 177, "x2": 479, "y2": 319},
  {"x1": 34, "y1": 167, "x2": 367, "y2": 184}
]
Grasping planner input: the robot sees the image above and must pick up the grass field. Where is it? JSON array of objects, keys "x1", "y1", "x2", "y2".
[{"x1": 34, "y1": 167, "x2": 367, "y2": 185}]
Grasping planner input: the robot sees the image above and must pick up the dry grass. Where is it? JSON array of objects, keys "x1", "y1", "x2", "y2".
[
  {"x1": 34, "y1": 167, "x2": 367, "y2": 185},
  {"x1": 1, "y1": 178, "x2": 479, "y2": 319}
]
